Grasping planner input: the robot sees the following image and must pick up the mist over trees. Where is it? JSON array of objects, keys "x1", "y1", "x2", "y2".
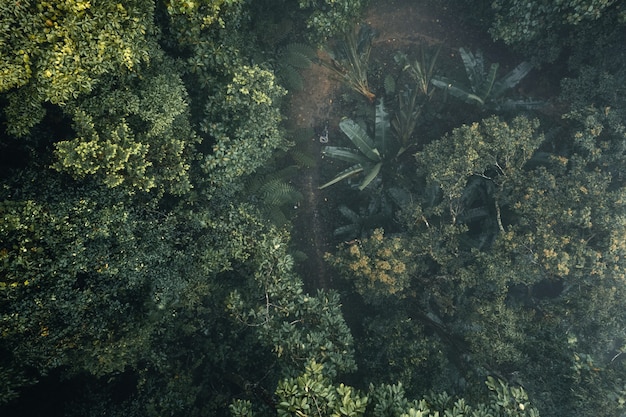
[{"x1": 1, "y1": 1, "x2": 625, "y2": 416}]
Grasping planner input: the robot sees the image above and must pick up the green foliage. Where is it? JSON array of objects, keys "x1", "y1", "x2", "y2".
[
  {"x1": 431, "y1": 48, "x2": 539, "y2": 112},
  {"x1": 0, "y1": 180, "x2": 162, "y2": 379},
  {"x1": 275, "y1": 361, "x2": 368, "y2": 417},
  {"x1": 395, "y1": 46, "x2": 441, "y2": 98},
  {"x1": 0, "y1": 0, "x2": 155, "y2": 135},
  {"x1": 320, "y1": 100, "x2": 394, "y2": 190},
  {"x1": 366, "y1": 378, "x2": 539, "y2": 417},
  {"x1": 277, "y1": 43, "x2": 317, "y2": 91},
  {"x1": 246, "y1": 166, "x2": 302, "y2": 227},
  {"x1": 201, "y1": 64, "x2": 289, "y2": 192},
  {"x1": 416, "y1": 115, "x2": 543, "y2": 204},
  {"x1": 52, "y1": 63, "x2": 198, "y2": 195},
  {"x1": 490, "y1": 0, "x2": 618, "y2": 43},
  {"x1": 318, "y1": 24, "x2": 376, "y2": 102},
  {"x1": 391, "y1": 87, "x2": 424, "y2": 152},
  {"x1": 326, "y1": 229, "x2": 418, "y2": 303},
  {"x1": 297, "y1": 0, "x2": 369, "y2": 42}
]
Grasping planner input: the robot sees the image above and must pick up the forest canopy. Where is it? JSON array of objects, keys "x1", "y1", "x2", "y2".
[{"x1": 1, "y1": 1, "x2": 625, "y2": 417}]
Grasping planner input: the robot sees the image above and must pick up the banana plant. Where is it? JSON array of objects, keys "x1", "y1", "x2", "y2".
[
  {"x1": 431, "y1": 47, "x2": 542, "y2": 111},
  {"x1": 319, "y1": 100, "x2": 391, "y2": 190}
]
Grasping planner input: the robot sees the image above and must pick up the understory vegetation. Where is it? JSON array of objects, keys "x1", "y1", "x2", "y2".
[{"x1": 1, "y1": 1, "x2": 625, "y2": 417}]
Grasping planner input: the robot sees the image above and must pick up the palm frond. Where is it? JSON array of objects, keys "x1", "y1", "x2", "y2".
[
  {"x1": 319, "y1": 24, "x2": 376, "y2": 102},
  {"x1": 392, "y1": 87, "x2": 422, "y2": 149},
  {"x1": 476, "y1": 63, "x2": 499, "y2": 98},
  {"x1": 431, "y1": 77, "x2": 484, "y2": 105}
]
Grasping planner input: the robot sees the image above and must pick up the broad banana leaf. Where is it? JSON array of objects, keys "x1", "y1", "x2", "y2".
[
  {"x1": 338, "y1": 204, "x2": 361, "y2": 223},
  {"x1": 431, "y1": 77, "x2": 484, "y2": 105},
  {"x1": 358, "y1": 161, "x2": 383, "y2": 190},
  {"x1": 322, "y1": 146, "x2": 369, "y2": 165},
  {"x1": 339, "y1": 119, "x2": 381, "y2": 162},
  {"x1": 319, "y1": 164, "x2": 364, "y2": 189},
  {"x1": 333, "y1": 224, "x2": 359, "y2": 237},
  {"x1": 494, "y1": 61, "x2": 532, "y2": 97},
  {"x1": 459, "y1": 48, "x2": 485, "y2": 90},
  {"x1": 498, "y1": 98, "x2": 545, "y2": 112},
  {"x1": 476, "y1": 63, "x2": 498, "y2": 99},
  {"x1": 375, "y1": 99, "x2": 390, "y2": 155}
]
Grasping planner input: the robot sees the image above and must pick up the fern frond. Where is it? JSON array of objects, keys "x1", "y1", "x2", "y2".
[
  {"x1": 284, "y1": 43, "x2": 316, "y2": 68},
  {"x1": 279, "y1": 64, "x2": 304, "y2": 91},
  {"x1": 266, "y1": 206, "x2": 290, "y2": 227},
  {"x1": 291, "y1": 149, "x2": 317, "y2": 168},
  {"x1": 290, "y1": 127, "x2": 314, "y2": 144},
  {"x1": 261, "y1": 19, "x2": 293, "y2": 46},
  {"x1": 260, "y1": 179, "x2": 302, "y2": 206},
  {"x1": 338, "y1": 204, "x2": 361, "y2": 223},
  {"x1": 384, "y1": 74, "x2": 396, "y2": 95},
  {"x1": 290, "y1": 250, "x2": 308, "y2": 262},
  {"x1": 272, "y1": 165, "x2": 300, "y2": 181}
]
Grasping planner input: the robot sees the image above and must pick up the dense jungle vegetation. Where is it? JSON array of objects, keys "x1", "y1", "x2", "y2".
[{"x1": 1, "y1": 0, "x2": 626, "y2": 416}]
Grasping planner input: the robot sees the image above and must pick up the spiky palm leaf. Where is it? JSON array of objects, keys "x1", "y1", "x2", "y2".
[
  {"x1": 319, "y1": 24, "x2": 376, "y2": 102},
  {"x1": 392, "y1": 87, "x2": 422, "y2": 151}
]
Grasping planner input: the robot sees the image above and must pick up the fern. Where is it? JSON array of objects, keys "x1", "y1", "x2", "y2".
[
  {"x1": 260, "y1": 179, "x2": 302, "y2": 206},
  {"x1": 267, "y1": 206, "x2": 290, "y2": 227},
  {"x1": 284, "y1": 43, "x2": 316, "y2": 68},
  {"x1": 291, "y1": 149, "x2": 317, "y2": 168},
  {"x1": 279, "y1": 64, "x2": 304, "y2": 91},
  {"x1": 292, "y1": 127, "x2": 315, "y2": 144},
  {"x1": 277, "y1": 43, "x2": 316, "y2": 92},
  {"x1": 259, "y1": 18, "x2": 293, "y2": 46},
  {"x1": 384, "y1": 74, "x2": 396, "y2": 95}
]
